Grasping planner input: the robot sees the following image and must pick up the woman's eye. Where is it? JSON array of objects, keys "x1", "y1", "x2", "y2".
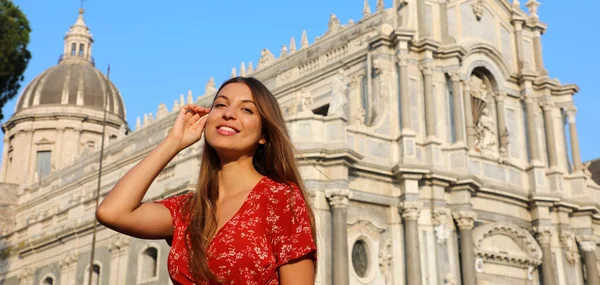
[
  {"x1": 214, "y1": 103, "x2": 226, "y2": 108},
  {"x1": 242, "y1": 108, "x2": 254, "y2": 114}
]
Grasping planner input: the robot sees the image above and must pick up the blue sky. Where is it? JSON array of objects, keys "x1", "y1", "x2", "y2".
[{"x1": 3, "y1": 0, "x2": 599, "y2": 162}]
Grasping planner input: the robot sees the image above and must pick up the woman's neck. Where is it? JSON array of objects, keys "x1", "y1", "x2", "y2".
[{"x1": 217, "y1": 156, "x2": 262, "y2": 197}]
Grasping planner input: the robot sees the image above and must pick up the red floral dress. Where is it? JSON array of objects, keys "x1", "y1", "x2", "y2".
[{"x1": 155, "y1": 176, "x2": 317, "y2": 284}]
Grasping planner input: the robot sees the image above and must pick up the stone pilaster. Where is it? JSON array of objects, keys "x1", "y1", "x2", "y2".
[
  {"x1": 109, "y1": 235, "x2": 131, "y2": 285},
  {"x1": 420, "y1": 62, "x2": 436, "y2": 139},
  {"x1": 453, "y1": 211, "x2": 477, "y2": 285},
  {"x1": 397, "y1": 55, "x2": 412, "y2": 134},
  {"x1": 325, "y1": 189, "x2": 350, "y2": 285},
  {"x1": 450, "y1": 71, "x2": 465, "y2": 144},
  {"x1": 462, "y1": 82, "x2": 475, "y2": 150},
  {"x1": 438, "y1": 0, "x2": 451, "y2": 43},
  {"x1": 416, "y1": 0, "x2": 429, "y2": 38},
  {"x1": 535, "y1": 227, "x2": 557, "y2": 285},
  {"x1": 540, "y1": 100, "x2": 559, "y2": 169},
  {"x1": 566, "y1": 107, "x2": 582, "y2": 172},
  {"x1": 59, "y1": 252, "x2": 78, "y2": 285},
  {"x1": 401, "y1": 201, "x2": 423, "y2": 285},
  {"x1": 524, "y1": 96, "x2": 541, "y2": 163},
  {"x1": 513, "y1": 20, "x2": 525, "y2": 71},
  {"x1": 577, "y1": 235, "x2": 600, "y2": 285},
  {"x1": 494, "y1": 93, "x2": 508, "y2": 159},
  {"x1": 1, "y1": 135, "x2": 8, "y2": 181}
]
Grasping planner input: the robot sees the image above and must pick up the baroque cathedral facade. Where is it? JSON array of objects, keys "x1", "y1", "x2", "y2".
[{"x1": 1, "y1": 0, "x2": 598, "y2": 284}]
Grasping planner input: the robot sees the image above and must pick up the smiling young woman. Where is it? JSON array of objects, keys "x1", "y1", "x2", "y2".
[{"x1": 96, "y1": 77, "x2": 317, "y2": 285}]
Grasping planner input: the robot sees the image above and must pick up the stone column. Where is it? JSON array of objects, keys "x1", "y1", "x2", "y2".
[
  {"x1": 453, "y1": 211, "x2": 477, "y2": 285},
  {"x1": 524, "y1": 96, "x2": 541, "y2": 162},
  {"x1": 541, "y1": 100, "x2": 559, "y2": 169},
  {"x1": 109, "y1": 235, "x2": 131, "y2": 285},
  {"x1": 420, "y1": 62, "x2": 436, "y2": 139},
  {"x1": 401, "y1": 201, "x2": 423, "y2": 285},
  {"x1": 535, "y1": 228, "x2": 557, "y2": 285},
  {"x1": 450, "y1": 71, "x2": 465, "y2": 144},
  {"x1": 325, "y1": 189, "x2": 350, "y2": 285},
  {"x1": 494, "y1": 93, "x2": 508, "y2": 157},
  {"x1": 566, "y1": 107, "x2": 582, "y2": 172},
  {"x1": 577, "y1": 235, "x2": 600, "y2": 285},
  {"x1": 17, "y1": 266, "x2": 33, "y2": 285},
  {"x1": 397, "y1": 55, "x2": 412, "y2": 133},
  {"x1": 463, "y1": 83, "x2": 475, "y2": 150}
]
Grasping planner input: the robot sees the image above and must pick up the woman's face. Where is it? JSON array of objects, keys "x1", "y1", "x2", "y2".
[{"x1": 205, "y1": 82, "x2": 265, "y2": 159}]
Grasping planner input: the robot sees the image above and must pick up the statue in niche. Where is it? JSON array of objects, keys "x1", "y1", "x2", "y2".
[
  {"x1": 474, "y1": 107, "x2": 498, "y2": 159},
  {"x1": 327, "y1": 70, "x2": 348, "y2": 117}
]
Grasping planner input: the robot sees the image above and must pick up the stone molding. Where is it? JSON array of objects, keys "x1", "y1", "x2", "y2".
[{"x1": 472, "y1": 223, "x2": 543, "y2": 266}]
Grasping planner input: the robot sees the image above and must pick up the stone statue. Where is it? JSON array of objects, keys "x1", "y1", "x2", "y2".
[
  {"x1": 355, "y1": 107, "x2": 366, "y2": 126},
  {"x1": 258, "y1": 48, "x2": 275, "y2": 69},
  {"x1": 204, "y1": 77, "x2": 217, "y2": 97},
  {"x1": 475, "y1": 107, "x2": 498, "y2": 158},
  {"x1": 299, "y1": 89, "x2": 313, "y2": 113},
  {"x1": 327, "y1": 70, "x2": 348, "y2": 117}
]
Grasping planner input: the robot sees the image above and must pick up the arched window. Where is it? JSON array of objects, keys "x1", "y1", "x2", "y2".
[
  {"x1": 71, "y1": 43, "x2": 76, "y2": 56},
  {"x1": 138, "y1": 245, "x2": 159, "y2": 282},
  {"x1": 41, "y1": 276, "x2": 54, "y2": 285},
  {"x1": 83, "y1": 263, "x2": 101, "y2": 285},
  {"x1": 79, "y1": 43, "x2": 85, "y2": 57}
]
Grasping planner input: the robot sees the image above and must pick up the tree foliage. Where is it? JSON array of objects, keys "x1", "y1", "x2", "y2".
[{"x1": 0, "y1": 0, "x2": 31, "y2": 121}]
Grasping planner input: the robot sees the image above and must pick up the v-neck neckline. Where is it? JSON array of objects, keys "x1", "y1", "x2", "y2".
[{"x1": 209, "y1": 176, "x2": 267, "y2": 246}]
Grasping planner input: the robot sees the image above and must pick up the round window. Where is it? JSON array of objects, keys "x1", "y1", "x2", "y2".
[{"x1": 351, "y1": 239, "x2": 369, "y2": 277}]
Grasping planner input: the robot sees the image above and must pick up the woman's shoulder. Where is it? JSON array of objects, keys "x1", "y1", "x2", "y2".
[{"x1": 259, "y1": 177, "x2": 302, "y2": 199}]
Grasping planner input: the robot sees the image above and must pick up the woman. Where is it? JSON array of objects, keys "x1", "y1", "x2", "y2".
[{"x1": 96, "y1": 77, "x2": 317, "y2": 284}]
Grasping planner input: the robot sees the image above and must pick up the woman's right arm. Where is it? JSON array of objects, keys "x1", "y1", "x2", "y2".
[{"x1": 96, "y1": 104, "x2": 210, "y2": 240}]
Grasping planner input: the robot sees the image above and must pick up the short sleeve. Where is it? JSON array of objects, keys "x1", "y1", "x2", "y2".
[
  {"x1": 154, "y1": 192, "x2": 193, "y2": 245},
  {"x1": 267, "y1": 182, "x2": 317, "y2": 268}
]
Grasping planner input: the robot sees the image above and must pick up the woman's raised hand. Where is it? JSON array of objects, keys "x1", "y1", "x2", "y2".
[{"x1": 166, "y1": 104, "x2": 211, "y2": 152}]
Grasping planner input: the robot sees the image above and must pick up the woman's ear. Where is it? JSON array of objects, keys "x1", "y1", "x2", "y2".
[{"x1": 259, "y1": 138, "x2": 267, "y2": 145}]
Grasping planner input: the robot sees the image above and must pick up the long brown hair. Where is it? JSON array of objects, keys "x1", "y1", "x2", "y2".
[{"x1": 182, "y1": 76, "x2": 317, "y2": 283}]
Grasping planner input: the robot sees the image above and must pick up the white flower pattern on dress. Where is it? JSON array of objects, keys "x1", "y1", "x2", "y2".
[{"x1": 155, "y1": 177, "x2": 316, "y2": 285}]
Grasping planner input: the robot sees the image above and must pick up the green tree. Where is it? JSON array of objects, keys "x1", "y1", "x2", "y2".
[{"x1": 0, "y1": 0, "x2": 31, "y2": 121}]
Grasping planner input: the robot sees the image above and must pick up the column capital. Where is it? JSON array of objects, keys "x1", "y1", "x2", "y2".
[
  {"x1": 17, "y1": 266, "x2": 33, "y2": 282},
  {"x1": 419, "y1": 62, "x2": 433, "y2": 76},
  {"x1": 450, "y1": 70, "x2": 463, "y2": 82},
  {"x1": 109, "y1": 235, "x2": 131, "y2": 257},
  {"x1": 493, "y1": 92, "x2": 507, "y2": 102},
  {"x1": 452, "y1": 211, "x2": 477, "y2": 230},
  {"x1": 350, "y1": 71, "x2": 365, "y2": 87},
  {"x1": 533, "y1": 226, "x2": 554, "y2": 244},
  {"x1": 538, "y1": 96, "x2": 554, "y2": 111},
  {"x1": 59, "y1": 252, "x2": 78, "y2": 270},
  {"x1": 462, "y1": 81, "x2": 471, "y2": 92},
  {"x1": 577, "y1": 235, "x2": 597, "y2": 252},
  {"x1": 396, "y1": 54, "x2": 409, "y2": 67},
  {"x1": 566, "y1": 106, "x2": 577, "y2": 119},
  {"x1": 400, "y1": 201, "x2": 423, "y2": 220},
  {"x1": 325, "y1": 188, "x2": 350, "y2": 208}
]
